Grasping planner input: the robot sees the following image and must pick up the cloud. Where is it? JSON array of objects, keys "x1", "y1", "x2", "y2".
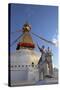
[
  {"x1": 52, "y1": 29, "x2": 58, "y2": 47},
  {"x1": 53, "y1": 63, "x2": 58, "y2": 69},
  {"x1": 52, "y1": 38, "x2": 58, "y2": 47}
]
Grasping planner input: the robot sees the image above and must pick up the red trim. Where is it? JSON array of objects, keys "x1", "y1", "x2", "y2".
[{"x1": 17, "y1": 42, "x2": 35, "y2": 48}]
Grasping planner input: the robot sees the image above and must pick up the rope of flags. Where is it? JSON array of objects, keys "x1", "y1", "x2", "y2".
[{"x1": 10, "y1": 30, "x2": 56, "y2": 47}]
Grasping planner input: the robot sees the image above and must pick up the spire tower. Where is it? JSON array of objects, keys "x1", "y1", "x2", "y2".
[{"x1": 16, "y1": 23, "x2": 35, "y2": 50}]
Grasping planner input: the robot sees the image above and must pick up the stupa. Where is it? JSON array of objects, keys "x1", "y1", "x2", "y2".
[{"x1": 10, "y1": 23, "x2": 41, "y2": 86}]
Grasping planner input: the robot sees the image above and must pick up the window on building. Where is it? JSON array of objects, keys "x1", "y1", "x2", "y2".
[
  {"x1": 15, "y1": 65, "x2": 17, "y2": 67},
  {"x1": 26, "y1": 65, "x2": 27, "y2": 67},
  {"x1": 11, "y1": 65, "x2": 13, "y2": 68},
  {"x1": 22, "y1": 65, "x2": 24, "y2": 67},
  {"x1": 18, "y1": 65, "x2": 20, "y2": 67},
  {"x1": 29, "y1": 65, "x2": 30, "y2": 67}
]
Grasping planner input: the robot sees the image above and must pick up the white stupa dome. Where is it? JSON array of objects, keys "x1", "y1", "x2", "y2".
[
  {"x1": 11, "y1": 49, "x2": 41, "y2": 68},
  {"x1": 10, "y1": 49, "x2": 41, "y2": 85}
]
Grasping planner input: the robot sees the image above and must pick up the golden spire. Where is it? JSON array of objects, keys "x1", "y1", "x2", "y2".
[{"x1": 16, "y1": 23, "x2": 35, "y2": 50}]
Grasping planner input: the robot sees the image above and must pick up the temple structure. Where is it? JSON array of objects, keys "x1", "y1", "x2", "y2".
[
  {"x1": 10, "y1": 23, "x2": 54, "y2": 86},
  {"x1": 38, "y1": 46, "x2": 53, "y2": 80},
  {"x1": 10, "y1": 23, "x2": 41, "y2": 86}
]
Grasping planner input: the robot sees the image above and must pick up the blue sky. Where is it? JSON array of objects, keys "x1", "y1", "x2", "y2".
[{"x1": 10, "y1": 3, "x2": 58, "y2": 68}]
